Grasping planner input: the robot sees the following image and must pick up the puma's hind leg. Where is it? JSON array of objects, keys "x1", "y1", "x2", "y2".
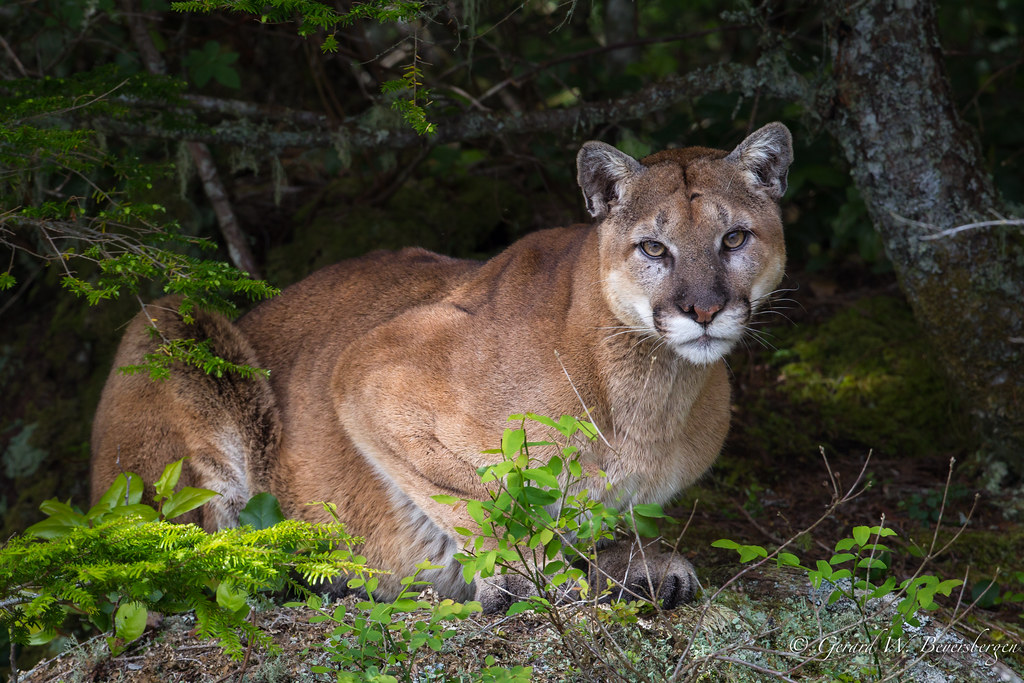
[{"x1": 90, "y1": 296, "x2": 280, "y2": 531}]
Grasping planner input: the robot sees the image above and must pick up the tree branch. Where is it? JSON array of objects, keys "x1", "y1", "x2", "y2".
[
  {"x1": 99, "y1": 55, "x2": 812, "y2": 155},
  {"x1": 119, "y1": 0, "x2": 262, "y2": 279}
]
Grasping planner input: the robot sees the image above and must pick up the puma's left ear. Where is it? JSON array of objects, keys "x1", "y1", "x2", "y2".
[{"x1": 726, "y1": 122, "x2": 793, "y2": 200}]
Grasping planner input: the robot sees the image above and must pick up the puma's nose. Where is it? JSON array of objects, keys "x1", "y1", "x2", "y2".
[{"x1": 680, "y1": 303, "x2": 722, "y2": 325}]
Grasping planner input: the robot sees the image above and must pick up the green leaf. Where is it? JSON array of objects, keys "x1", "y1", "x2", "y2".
[
  {"x1": 834, "y1": 538, "x2": 856, "y2": 552},
  {"x1": 433, "y1": 494, "x2": 460, "y2": 505},
  {"x1": 631, "y1": 503, "x2": 667, "y2": 518},
  {"x1": 776, "y1": 552, "x2": 802, "y2": 567},
  {"x1": 712, "y1": 539, "x2": 740, "y2": 550},
  {"x1": 737, "y1": 545, "x2": 768, "y2": 563},
  {"x1": 154, "y1": 458, "x2": 185, "y2": 500},
  {"x1": 114, "y1": 601, "x2": 148, "y2": 644},
  {"x1": 521, "y1": 487, "x2": 559, "y2": 506},
  {"x1": 506, "y1": 600, "x2": 538, "y2": 616},
  {"x1": 501, "y1": 428, "x2": 526, "y2": 459},
  {"x1": 856, "y1": 557, "x2": 888, "y2": 571},
  {"x1": 87, "y1": 472, "x2": 144, "y2": 518},
  {"x1": 238, "y1": 492, "x2": 286, "y2": 529},
  {"x1": 26, "y1": 513, "x2": 87, "y2": 539},
  {"x1": 522, "y1": 467, "x2": 559, "y2": 489},
  {"x1": 852, "y1": 526, "x2": 870, "y2": 546},
  {"x1": 105, "y1": 504, "x2": 160, "y2": 522},
  {"x1": 216, "y1": 580, "x2": 250, "y2": 613},
  {"x1": 162, "y1": 486, "x2": 220, "y2": 520},
  {"x1": 829, "y1": 553, "x2": 855, "y2": 565},
  {"x1": 815, "y1": 559, "x2": 833, "y2": 579}
]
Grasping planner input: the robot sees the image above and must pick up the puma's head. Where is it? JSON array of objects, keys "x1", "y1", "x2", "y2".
[{"x1": 578, "y1": 122, "x2": 793, "y2": 365}]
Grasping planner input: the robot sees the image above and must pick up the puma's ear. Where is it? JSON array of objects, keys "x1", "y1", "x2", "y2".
[
  {"x1": 577, "y1": 141, "x2": 646, "y2": 219},
  {"x1": 726, "y1": 122, "x2": 793, "y2": 200}
]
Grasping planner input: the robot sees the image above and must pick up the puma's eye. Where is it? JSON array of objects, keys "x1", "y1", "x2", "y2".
[
  {"x1": 639, "y1": 240, "x2": 668, "y2": 258},
  {"x1": 722, "y1": 230, "x2": 748, "y2": 251}
]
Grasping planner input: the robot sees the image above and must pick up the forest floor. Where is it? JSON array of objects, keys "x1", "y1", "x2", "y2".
[{"x1": 14, "y1": 272, "x2": 1024, "y2": 682}]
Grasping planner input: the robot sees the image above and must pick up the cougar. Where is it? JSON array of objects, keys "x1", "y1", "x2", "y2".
[{"x1": 91, "y1": 122, "x2": 793, "y2": 612}]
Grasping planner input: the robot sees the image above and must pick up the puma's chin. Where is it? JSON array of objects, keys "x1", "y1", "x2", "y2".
[
  {"x1": 658, "y1": 315, "x2": 743, "y2": 365},
  {"x1": 670, "y1": 334, "x2": 737, "y2": 366}
]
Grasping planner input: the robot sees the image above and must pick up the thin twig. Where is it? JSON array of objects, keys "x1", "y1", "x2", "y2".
[
  {"x1": 891, "y1": 212, "x2": 1024, "y2": 241},
  {"x1": 0, "y1": 34, "x2": 29, "y2": 78}
]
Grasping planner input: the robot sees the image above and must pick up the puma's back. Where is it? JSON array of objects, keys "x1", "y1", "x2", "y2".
[{"x1": 90, "y1": 123, "x2": 793, "y2": 608}]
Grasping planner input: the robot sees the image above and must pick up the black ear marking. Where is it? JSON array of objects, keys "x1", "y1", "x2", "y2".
[{"x1": 576, "y1": 142, "x2": 646, "y2": 219}]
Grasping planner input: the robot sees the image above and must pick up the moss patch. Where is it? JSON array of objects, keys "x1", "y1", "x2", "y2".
[{"x1": 734, "y1": 295, "x2": 969, "y2": 463}]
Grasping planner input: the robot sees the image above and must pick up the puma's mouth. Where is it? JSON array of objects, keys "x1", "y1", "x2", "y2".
[
  {"x1": 669, "y1": 333, "x2": 738, "y2": 366},
  {"x1": 654, "y1": 309, "x2": 746, "y2": 365}
]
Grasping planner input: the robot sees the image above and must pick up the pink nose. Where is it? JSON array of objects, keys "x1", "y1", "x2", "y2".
[{"x1": 693, "y1": 305, "x2": 722, "y2": 324}]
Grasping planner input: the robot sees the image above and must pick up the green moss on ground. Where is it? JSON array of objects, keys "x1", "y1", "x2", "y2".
[{"x1": 736, "y1": 295, "x2": 969, "y2": 462}]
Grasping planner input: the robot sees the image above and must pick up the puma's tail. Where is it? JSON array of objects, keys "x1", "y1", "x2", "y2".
[{"x1": 90, "y1": 296, "x2": 280, "y2": 531}]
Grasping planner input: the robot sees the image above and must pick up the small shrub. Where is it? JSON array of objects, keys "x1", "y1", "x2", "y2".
[{"x1": 0, "y1": 459, "x2": 365, "y2": 662}]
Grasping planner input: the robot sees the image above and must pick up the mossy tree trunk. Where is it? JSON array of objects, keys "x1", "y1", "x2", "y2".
[{"x1": 821, "y1": 0, "x2": 1024, "y2": 476}]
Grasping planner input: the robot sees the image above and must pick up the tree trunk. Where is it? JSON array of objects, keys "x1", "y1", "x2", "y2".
[{"x1": 823, "y1": 0, "x2": 1024, "y2": 476}]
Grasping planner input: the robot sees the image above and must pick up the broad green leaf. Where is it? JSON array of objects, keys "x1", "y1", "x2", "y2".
[
  {"x1": 433, "y1": 494, "x2": 460, "y2": 505},
  {"x1": 522, "y1": 467, "x2": 559, "y2": 489},
  {"x1": 238, "y1": 492, "x2": 286, "y2": 529},
  {"x1": 506, "y1": 600, "x2": 538, "y2": 616},
  {"x1": 852, "y1": 526, "x2": 870, "y2": 547},
  {"x1": 154, "y1": 458, "x2": 185, "y2": 500},
  {"x1": 777, "y1": 552, "x2": 802, "y2": 567},
  {"x1": 105, "y1": 504, "x2": 159, "y2": 522},
  {"x1": 162, "y1": 486, "x2": 220, "y2": 520},
  {"x1": 501, "y1": 428, "x2": 526, "y2": 459},
  {"x1": 829, "y1": 553, "x2": 855, "y2": 565},
  {"x1": 25, "y1": 514, "x2": 86, "y2": 539},
  {"x1": 835, "y1": 537, "x2": 856, "y2": 552},
  {"x1": 856, "y1": 557, "x2": 888, "y2": 571},
  {"x1": 870, "y1": 576, "x2": 898, "y2": 598},
  {"x1": 114, "y1": 601, "x2": 148, "y2": 644},
  {"x1": 88, "y1": 472, "x2": 144, "y2": 518},
  {"x1": 39, "y1": 499, "x2": 79, "y2": 518},
  {"x1": 522, "y1": 487, "x2": 559, "y2": 506},
  {"x1": 631, "y1": 515, "x2": 660, "y2": 538},
  {"x1": 216, "y1": 580, "x2": 249, "y2": 613},
  {"x1": 632, "y1": 503, "x2": 667, "y2": 518},
  {"x1": 712, "y1": 539, "x2": 741, "y2": 550}
]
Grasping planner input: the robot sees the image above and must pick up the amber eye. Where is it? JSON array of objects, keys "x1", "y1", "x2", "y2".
[
  {"x1": 639, "y1": 240, "x2": 667, "y2": 258},
  {"x1": 722, "y1": 230, "x2": 748, "y2": 250}
]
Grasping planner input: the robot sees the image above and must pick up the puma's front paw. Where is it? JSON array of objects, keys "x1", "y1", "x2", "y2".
[
  {"x1": 474, "y1": 573, "x2": 540, "y2": 614},
  {"x1": 589, "y1": 544, "x2": 700, "y2": 608}
]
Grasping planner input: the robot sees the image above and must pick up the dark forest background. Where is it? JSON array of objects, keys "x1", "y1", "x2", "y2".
[{"x1": 1, "y1": 0, "x2": 1023, "y2": 661}]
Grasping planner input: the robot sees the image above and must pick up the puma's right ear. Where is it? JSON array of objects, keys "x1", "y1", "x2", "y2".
[{"x1": 577, "y1": 141, "x2": 646, "y2": 219}]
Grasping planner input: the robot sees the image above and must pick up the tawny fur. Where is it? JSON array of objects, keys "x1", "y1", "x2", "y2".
[{"x1": 91, "y1": 123, "x2": 793, "y2": 612}]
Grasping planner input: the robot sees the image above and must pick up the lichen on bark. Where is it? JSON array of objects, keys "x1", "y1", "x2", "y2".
[{"x1": 822, "y1": 0, "x2": 1024, "y2": 475}]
